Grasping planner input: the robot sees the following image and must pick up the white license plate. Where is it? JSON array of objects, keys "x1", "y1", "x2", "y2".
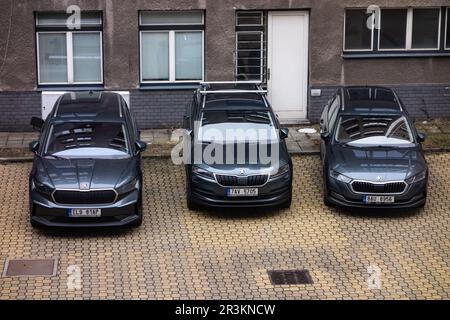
[
  {"x1": 68, "y1": 208, "x2": 102, "y2": 217},
  {"x1": 363, "y1": 195, "x2": 395, "y2": 204},
  {"x1": 227, "y1": 188, "x2": 258, "y2": 197}
]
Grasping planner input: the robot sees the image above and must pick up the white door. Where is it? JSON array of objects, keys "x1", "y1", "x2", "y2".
[{"x1": 267, "y1": 11, "x2": 309, "y2": 122}]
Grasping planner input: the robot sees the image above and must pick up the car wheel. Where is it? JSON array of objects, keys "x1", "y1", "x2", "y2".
[
  {"x1": 323, "y1": 168, "x2": 332, "y2": 207},
  {"x1": 186, "y1": 180, "x2": 200, "y2": 211},
  {"x1": 279, "y1": 194, "x2": 292, "y2": 209},
  {"x1": 30, "y1": 219, "x2": 41, "y2": 229},
  {"x1": 279, "y1": 185, "x2": 292, "y2": 209},
  {"x1": 132, "y1": 214, "x2": 143, "y2": 227},
  {"x1": 131, "y1": 194, "x2": 143, "y2": 227}
]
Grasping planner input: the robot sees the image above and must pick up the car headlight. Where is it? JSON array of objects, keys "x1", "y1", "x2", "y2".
[
  {"x1": 405, "y1": 170, "x2": 427, "y2": 184},
  {"x1": 31, "y1": 178, "x2": 54, "y2": 195},
  {"x1": 330, "y1": 170, "x2": 352, "y2": 184},
  {"x1": 116, "y1": 177, "x2": 139, "y2": 194},
  {"x1": 192, "y1": 166, "x2": 215, "y2": 180},
  {"x1": 271, "y1": 163, "x2": 290, "y2": 179}
]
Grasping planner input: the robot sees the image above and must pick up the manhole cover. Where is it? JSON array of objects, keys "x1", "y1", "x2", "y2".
[
  {"x1": 2, "y1": 258, "x2": 57, "y2": 277},
  {"x1": 268, "y1": 270, "x2": 313, "y2": 285}
]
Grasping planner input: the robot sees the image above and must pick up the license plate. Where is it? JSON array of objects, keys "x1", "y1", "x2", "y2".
[
  {"x1": 68, "y1": 208, "x2": 102, "y2": 217},
  {"x1": 363, "y1": 195, "x2": 395, "y2": 204},
  {"x1": 227, "y1": 188, "x2": 258, "y2": 197}
]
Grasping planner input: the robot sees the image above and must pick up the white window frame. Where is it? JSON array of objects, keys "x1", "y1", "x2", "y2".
[
  {"x1": 378, "y1": 7, "x2": 442, "y2": 51},
  {"x1": 343, "y1": 8, "x2": 375, "y2": 52},
  {"x1": 445, "y1": 7, "x2": 450, "y2": 50},
  {"x1": 139, "y1": 30, "x2": 204, "y2": 83},
  {"x1": 235, "y1": 31, "x2": 264, "y2": 81},
  {"x1": 36, "y1": 31, "x2": 103, "y2": 85}
]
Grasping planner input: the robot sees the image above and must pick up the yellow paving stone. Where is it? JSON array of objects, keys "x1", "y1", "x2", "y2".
[{"x1": 0, "y1": 154, "x2": 449, "y2": 299}]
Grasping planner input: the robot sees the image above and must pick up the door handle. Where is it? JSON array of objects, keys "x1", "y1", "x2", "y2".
[{"x1": 267, "y1": 68, "x2": 271, "y2": 81}]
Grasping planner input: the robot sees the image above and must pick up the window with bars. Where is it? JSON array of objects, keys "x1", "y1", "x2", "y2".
[{"x1": 235, "y1": 11, "x2": 267, "y2": 82}]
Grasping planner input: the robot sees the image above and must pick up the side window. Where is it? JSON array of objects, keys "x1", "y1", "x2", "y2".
[
  {"x1": 184, "y1": 96, "x2": 197, "y2": 129},
  {"x1": 121, "y1": 99, "x2": 137, "y2": 144},
  {"x1": 327, "y1": 95, "x2": 340, "y2": 132}
]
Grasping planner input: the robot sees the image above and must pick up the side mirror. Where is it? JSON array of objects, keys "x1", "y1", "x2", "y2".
[
  {"x1": 29, "y1": 141, "x2": 39, "y2": 153},
  {"x1": 30, "y1": 117, "x2": 45, "y2": 130},
  {"x1": 135, "y1": 140, "x2": 147, "y2": 153},
  {"x1": 185, "y1": 129, "x2": 193, "y2": 137},
  {"x1": 417, "y1": 133, "x2": 426, "y2": 143},
  {"x1": 321, "y1": 131, "x2": 330, "y2": 140},
  {"x1": 280, "y1": 128, "x2": 289, "y2": 139}
]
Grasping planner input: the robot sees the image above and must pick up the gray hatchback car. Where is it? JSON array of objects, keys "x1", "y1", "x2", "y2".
[
  {"x1": 320, "y1": 86, "x2": 428, "y2": 209},
  {"x1": 28, "y1": 91, "x2": 147, "y2": 227}
]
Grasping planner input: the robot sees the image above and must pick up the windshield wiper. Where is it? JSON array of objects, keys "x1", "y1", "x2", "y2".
[{"x1": 43, "y1": 154, "x2": 68, "y2": 160}]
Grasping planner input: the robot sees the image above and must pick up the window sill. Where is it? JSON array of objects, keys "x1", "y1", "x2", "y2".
[
  {"x1": 342, "y1": 52, "x2": 450, "y2": 59},
  {"x1": 36, "y1": 84, "x2": 105, "y2": 92},
  {"x1": 139, "y1": 83, "x2": 201, "y2": 90}
]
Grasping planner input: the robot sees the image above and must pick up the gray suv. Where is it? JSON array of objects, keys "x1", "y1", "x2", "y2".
[
  {"x1": 320, "y1": 86, "x2": 428, "y2": 209},
  {"x1": 183, "y1": 82, "x2": 293, "y2": 210}
]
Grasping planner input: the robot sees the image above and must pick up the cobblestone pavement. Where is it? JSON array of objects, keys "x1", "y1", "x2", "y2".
[{"x1": 0, "y1": 154, "x2": 449, "y2": 299}]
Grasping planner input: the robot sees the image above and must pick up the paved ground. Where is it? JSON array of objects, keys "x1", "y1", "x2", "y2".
[{"x1": 0, "y1": 154, "x2": 449, "y2": 300}]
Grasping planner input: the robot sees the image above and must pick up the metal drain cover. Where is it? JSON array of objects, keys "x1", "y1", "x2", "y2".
[
  {"x1": 268, "y1": 270, "x2": 313, "y2": 285},
  {"x1": 2, "y1": 258, "x2": 57, "y2": 277}
]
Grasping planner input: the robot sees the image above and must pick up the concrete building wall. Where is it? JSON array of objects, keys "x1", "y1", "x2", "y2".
[{"x1": 0, "y1": 0, "x2": 449, "y2": 130}]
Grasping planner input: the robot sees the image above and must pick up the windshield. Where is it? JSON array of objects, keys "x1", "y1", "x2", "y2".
[
  {"x1": 197, "y1": 110, "x2": 278, "y2": 143},
  {"x1": 44, "y1": 122, "x2": 130, "y2": 159},
  {"x1": 336, "y1": 115, "x2": 415, "y2": 147}
]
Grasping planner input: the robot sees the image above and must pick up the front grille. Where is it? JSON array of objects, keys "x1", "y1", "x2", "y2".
[
  {"x1": 351, "y1": 181, "x2": 407, "y2": 194},
  {"x1": 216, "y1": 174, "x2": 268, "y2": 186},
  {"x1": 53, "y1": 190, "x2": 117, "y2": 205}
]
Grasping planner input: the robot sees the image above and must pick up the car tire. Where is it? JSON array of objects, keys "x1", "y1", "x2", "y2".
[
  {"x1": 131, "y1": 191, "x2": 143, "y2": 227},
  {"x1": 30, "y1": 219, "x2": 40, "y2": 229},
  {"x1": 186, "y1": 180, "x2": 201, "y2": 211},
  {"x1": 278, "y1": 184, "x2": 293, "y2": 209},
  {"x1": 323, "y1": 168, "x2": 332, "y2": 207},
  {"x1": 279, "y1": 194, "x2": 292, "y2": 209}
]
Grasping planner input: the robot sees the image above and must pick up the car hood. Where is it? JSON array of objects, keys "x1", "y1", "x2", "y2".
[
  {"x1": 36, "y1": 157, "x2": 137, "y2": 190},
  {"x1": 193, "y1": 141, "x2": 289, "y2": 174},
  {"x1": 329, "y1": 145, "x2": 427, "y2": 181}
]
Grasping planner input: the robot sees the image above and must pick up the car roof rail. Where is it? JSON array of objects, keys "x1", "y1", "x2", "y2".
[
  {"x1": 198, "y1": 81, "x2": 268, "y2": 108},
  {"x1": 199, "y1": 81, "x2": 267, "y2": 95}
]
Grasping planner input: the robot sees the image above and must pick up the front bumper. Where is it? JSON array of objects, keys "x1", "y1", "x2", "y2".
[
  {"x1": 326, "y1": 177, "x2": 427, "y2": 209},
  {"x1": 189, "y1": 172, "x2": 292, "y2": 208},
  {"x1": 30, "y1": 189, "x2": 141, "y2": 227}
]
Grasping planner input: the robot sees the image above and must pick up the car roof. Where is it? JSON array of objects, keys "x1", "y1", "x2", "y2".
[
  {"x1": 52, "y1": 91, "x2": 124, "y2": 122},
  {"x1": 341, "y1": 86, "x2": 403, "y2": 113},
  {"x1": 204, "y1": 96, "x2": 267, "y2": 110}
]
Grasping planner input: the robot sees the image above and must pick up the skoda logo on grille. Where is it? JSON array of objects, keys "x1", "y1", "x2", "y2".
[
  {"x1": 239, "y1": 169, "x2": 246, "y2": 175},
  {"x1": 376, "y1": 176, "x2": 383, "y2": 181},
  {"x1": 80, "y1": 183, "x2": 89, "y2": 190}
]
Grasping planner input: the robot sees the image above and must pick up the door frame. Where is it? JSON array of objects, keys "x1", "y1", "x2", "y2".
[{"x1": 267, "y1": 10, "x2": 310, "y2": 121}]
